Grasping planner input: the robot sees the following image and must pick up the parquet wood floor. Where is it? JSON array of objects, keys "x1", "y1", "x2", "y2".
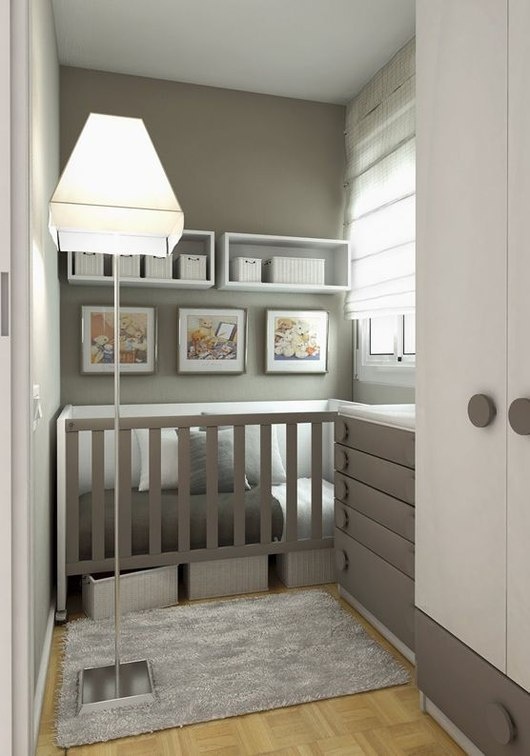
[{"x1": 36, "y1": 580, "x2": 464, "y2": 756}]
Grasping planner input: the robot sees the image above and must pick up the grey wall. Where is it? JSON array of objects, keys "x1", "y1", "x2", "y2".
[
  {"x1": 353, "y1": 381, "x2": 415, "y2": 404},
  {"x1": 59, "y1": 68, "x2": 352, "y2": 405},
  {"x1": 31, "y1": 0, "x2": 60, "y2": 689}
]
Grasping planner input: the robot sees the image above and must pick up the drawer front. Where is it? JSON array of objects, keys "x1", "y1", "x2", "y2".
[
  {"x1": 335, "y1": 528, "x2": 415, "y2": 651},
  {"x1": 335, "y1": 505, "x2": 414, "y2": 579},
  {"x1": 416, "y1": 611, "x2": 530, "y2": 755},
  {"x1": 335, "y1": 444, "x2": 415, "y2": 505},
  {"x1": 335, "y1": 415, "x2": 415, "y2": 469},
  {"x1": 335, "y1": 472, "x2": 415, "y2": 541}
]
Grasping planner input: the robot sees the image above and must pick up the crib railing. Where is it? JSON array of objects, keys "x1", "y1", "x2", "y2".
[{"x1": 62, "y1": 411, "x2": 336, "y2": 580}]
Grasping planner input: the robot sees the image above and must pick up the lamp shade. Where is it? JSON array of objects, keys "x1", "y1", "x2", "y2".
[{"x1": 49, "y1": 113, "x2": 184, "y2": 256}]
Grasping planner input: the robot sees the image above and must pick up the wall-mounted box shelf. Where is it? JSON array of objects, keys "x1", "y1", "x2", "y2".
[
  {"x1": 216, "y1": 232, "x2": 351, "y2": 293},
  {"x1": 66, "y1": 230, "x2": 215, "y2": 289}
]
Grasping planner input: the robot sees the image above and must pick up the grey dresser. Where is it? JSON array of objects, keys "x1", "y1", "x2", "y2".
[{"x1": 334, "y1": 413, "x2": 416, "y2": 654}]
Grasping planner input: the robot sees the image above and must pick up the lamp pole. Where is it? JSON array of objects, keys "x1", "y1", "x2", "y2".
[{"x1": 113, "y1": 253, "x2": 121, "y2": 697}]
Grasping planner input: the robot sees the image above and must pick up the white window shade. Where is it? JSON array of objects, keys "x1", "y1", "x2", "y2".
[{"x1": 344, "y1": 38, "x2": 415, "y2": 320}]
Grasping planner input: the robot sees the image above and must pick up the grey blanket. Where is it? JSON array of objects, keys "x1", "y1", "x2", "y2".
[{"x1": 78, "y1": 486, "x2": 283, "y2": 560}]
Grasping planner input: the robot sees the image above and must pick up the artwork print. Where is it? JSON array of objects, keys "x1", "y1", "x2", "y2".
[
  {"x1": 178, "y1": 308, "x2": 247, "y2": 373},
  {"x1": 266, "y1": 310, "x2": 328, "y2": 374},
  {"x1": 81, "y1": 306, "x2": 156, "y2": 374}
]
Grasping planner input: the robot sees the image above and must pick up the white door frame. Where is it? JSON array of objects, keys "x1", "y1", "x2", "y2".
[{"x1": 3, "y1": 0, "x2": 34, "y2": 753}]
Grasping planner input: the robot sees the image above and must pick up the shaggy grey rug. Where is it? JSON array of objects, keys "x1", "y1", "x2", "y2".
[{"x1": 57, "y1": 590, "x2": 409, "y2": 747}]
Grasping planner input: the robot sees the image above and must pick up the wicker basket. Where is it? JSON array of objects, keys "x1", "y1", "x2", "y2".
[
  {"x1": 118, "y1": 255, "x2": 141, "y2": 278},
  {"x1": 74, "y1": 252, "x2": 104, "y2": 277},
  {"x1": 263, "y1": 256, "x2": 325, "y2": 285},
  {"x1": 230, "y1": 257, "x2": 262, "y2": 282},
  {"x1": 276, "y1": 548, "x2": 336, "y2": 587},
  {"x1": 144, "y1": 254, "x2": 173, "y2": 279},
  {"x1": 176, "y1": 253, "x2": 207, "y2": 280},
  {"x1": 82, "y1": 566, "x2": 178, "y2": 619},
  {"x1": 185, "y1": 556, "x2": 268, "y2": 600}
]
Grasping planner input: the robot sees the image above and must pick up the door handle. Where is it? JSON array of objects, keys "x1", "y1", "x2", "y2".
[
  {"x1": 508, "y1": 398, "x2": 530, "y2": 435},
  {"x1": 468, "y1": 394, "x2": 496, "y2": 428}
]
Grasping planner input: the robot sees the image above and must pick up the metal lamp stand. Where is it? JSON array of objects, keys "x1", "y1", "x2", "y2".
[{"x1": 78, "y1": 254, "x2": 155, "y2": 714}]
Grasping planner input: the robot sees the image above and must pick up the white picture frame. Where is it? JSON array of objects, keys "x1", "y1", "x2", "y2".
[
  {"x1": 81, "y1": 306, "x2": 157, "y2": 374},
  {"x1": 178, "y1": 307, "x2": 247, "y2": 374},
  {"x1": 265, "y1": 309, "x2": 329, "y2": 374}
]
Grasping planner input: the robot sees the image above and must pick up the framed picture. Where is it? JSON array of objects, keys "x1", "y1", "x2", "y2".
[
  {"x1": 178, "y1": 307, "x2": 247, "y2": 374},
  {"x1": 265, "y1": 309, "x2": 329, "y2": 374},
  {"x1": 81, "y1": 306, "x2": 157, "y2": 374}
]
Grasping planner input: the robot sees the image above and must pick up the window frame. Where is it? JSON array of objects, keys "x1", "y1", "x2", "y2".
[{"x1": 355, "y1": 315, "x2": 415, "y2": 387}]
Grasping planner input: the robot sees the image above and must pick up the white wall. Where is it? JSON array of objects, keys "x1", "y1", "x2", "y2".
[{"x1": 31, "y1": 0, "x2": 60, "y2": 701}]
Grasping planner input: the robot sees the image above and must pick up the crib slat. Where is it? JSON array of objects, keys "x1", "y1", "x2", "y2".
[
  {"x1": 206, "y1": 427, "x2": 219, "y2": 549},
  {"x1": 66, "y1": 431, "x2": 80, "y2": 564},
  {"x1": 285, "y1": 424, "x2": 298, "y2": 542},
  {"x1": 149, "y1": 428, "x2": 162, "y2": 555},
  {"x1": 311, "y1": 422, "x2": 323, "y2": 540},
  {"x1": 91, "y1": 431, "x2": 105, "y2": 561},
  {"x1": 233, "y1": 425, "x2": 246, "y2": 547},
  {"x1": 177, "y1": 427, "x2": 191, "y2": 552},
  {"x1": 118, "y1": 429, "x2": 132, "y2": 558},
  {"x1": 260, "y1": 424, "x2": 272, "y2": 544}
]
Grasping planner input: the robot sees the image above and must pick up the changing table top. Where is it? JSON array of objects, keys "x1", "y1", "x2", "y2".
[{"x1": 338, "y1": 402, "x2": 415, "y2": 431}]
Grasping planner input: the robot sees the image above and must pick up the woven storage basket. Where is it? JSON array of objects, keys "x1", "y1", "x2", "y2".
[
  {"x1": 185, "y1": 556, "x2": 268, "y2": 600},
  {"x1": 118, "y1": 255, "x2": 141, "y2": 278},
  {"x1": 74, "y1": 252, "x2": 104, "y2": 277},
  {"x1": 263, "y1": 256, "x2": 325, "y2": 285},
  {"x1": 276, "y1": 548, "x2": 336, "y2": 587},
  {"x1": 230, "y1": 257, "x2": 262, "y2": 282},
  {"x1": 176, "y1": 253, "x2": 207, "y2": 280},
  {"x1": 144, "y1": 253, "x2": 173, "y2": 279},
  {"x1": 82, "y1": 566, "x2": 178, "y2": 620}
]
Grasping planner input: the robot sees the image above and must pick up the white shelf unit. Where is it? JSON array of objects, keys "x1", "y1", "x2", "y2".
[
  {"x1": 216, "y1": 232, "x2": 351, "y2": 293},
  {"x1": 66, "y1": 229, "x2": 215, "y2": 289}
]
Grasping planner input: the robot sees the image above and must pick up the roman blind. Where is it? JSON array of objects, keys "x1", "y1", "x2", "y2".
[{"x1": 344, "y1": 38, "x2": 415, "y2": 320}]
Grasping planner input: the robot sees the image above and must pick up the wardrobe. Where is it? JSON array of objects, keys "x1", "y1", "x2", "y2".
[{"x1": 416, "y1": 0, "x2": 530, "y2": 752}]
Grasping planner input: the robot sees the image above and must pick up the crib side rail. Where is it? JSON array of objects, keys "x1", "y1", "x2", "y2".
[{"x1": 62, "y1": 411, "x2": 337, "y2": 577}]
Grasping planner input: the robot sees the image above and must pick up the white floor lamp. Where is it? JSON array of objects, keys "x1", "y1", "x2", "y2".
[{"x1": 49, "y1": 113, "x2": 184, "y2": 713}]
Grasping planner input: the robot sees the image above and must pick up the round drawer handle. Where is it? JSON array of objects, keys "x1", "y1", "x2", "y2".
[
  {"x1": 509, "y1": 397, "x2": 530, "y2": 435},
  {"x1": 336, "y1": 450, "x2": 348, "y2": 471},
  {"x1": 336, "y1": 550, "x2": 349, "y2": 572},
  {"x1": 468, "y1": 394, "x2": 496, "y2": 428},
  {"x1": 336, "y1": 420, "x2": 349, "y2": 443},
  {"x1": 337, "y1": 508, "x2": 349, "y2": 530},
  {"x1": 485, "y1": 702, "x2": 516, "y2": 745},
  {"x1": 335, "y1": 478, "x2": 348, "y2": 501}
]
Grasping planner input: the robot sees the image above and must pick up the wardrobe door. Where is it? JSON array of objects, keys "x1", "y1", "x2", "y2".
[
  {"x1": 416, "y1": 0, "x2": 508, "y2": 670},
  {"x1": 507, "y1": 0, "x2": 530, "y2": 694}
]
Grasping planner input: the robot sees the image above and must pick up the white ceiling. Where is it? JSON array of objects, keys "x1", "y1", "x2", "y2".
[{"x1": 51, "y1": 0, "x2": 415, "y2": 105}]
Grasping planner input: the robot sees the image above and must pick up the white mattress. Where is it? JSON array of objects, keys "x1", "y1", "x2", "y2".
[
  {"x1": 338, "y1": 402, "x2": 415, "y2": 431},
  {"x1": 272, "y1": 477, "x2": 335, "y2": 540}
]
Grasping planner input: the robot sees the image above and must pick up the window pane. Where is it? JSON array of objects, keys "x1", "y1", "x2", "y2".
[
  {"x1": 369, "y1": 316, "x2": 395, "y2": 355},
  {"x1": 403, "y1": 313, "x2": 416, "y2": 354}
]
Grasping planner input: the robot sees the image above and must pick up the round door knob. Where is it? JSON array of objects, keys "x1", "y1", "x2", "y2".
[
  {"x1": 336, "y1": 550, "x2": 348, "y2": 571},
  {"x1": 468, "y1": 394, "x2": 496, "y2": 428},
  {"x1": 335, "y1": 478, "x2": 348, "y2": 501},
  {"x1": 336, "y1": 507, "x2": 349, "y2": 530},
  {"x1": 509, "y1": 398, "x2": 530, "y2": 435},
  {"x1": 336, "y1": 420, "x2": 349, "y2": 443},
  {"x1": 336, "y1": 450, "x2": 348, "y2": 471},
  {"x1": 485, "y1": 702, "x2": 516, "y2": 745}
]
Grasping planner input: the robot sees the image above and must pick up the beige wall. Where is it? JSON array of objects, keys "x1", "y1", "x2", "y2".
[
  {"x1": 59, "y1": 68, "x2": 352, "y2": 405},
  {"x1": 31, "y1": 0, "x2": 60, "y2": 690}
]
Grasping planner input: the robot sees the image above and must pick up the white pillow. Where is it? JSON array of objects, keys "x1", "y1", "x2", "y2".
[
  {"x1": 135, "y1": 428, "x2": 179, "y2": 491},
  {"x1": 77, "y1": 429, "x2": 142, "y2": 496}
]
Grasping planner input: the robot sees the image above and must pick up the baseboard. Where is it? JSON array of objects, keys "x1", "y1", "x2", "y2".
[
  {"x1": 423, "y1": 696, "x2": 484, "y2": 756},
  {"x1": 338, "y1": 585, "x2": 415, "y2": 664},
  {"x1": 33, "y1": 600, "x2": 55, "y2": 750}
]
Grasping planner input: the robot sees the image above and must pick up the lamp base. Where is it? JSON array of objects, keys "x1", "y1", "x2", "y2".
[{"x1": 78, "y1": 659, "x2": 155, "y2": 714}]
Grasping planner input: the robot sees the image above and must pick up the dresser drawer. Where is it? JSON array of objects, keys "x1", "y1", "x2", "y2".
[
  {"x1": 335, "y1": 505, "x2": 414, "y2": 579},
  {"x1": 417, "y1": 611, "x2": 530, "y2": 755},
  {"x1": 335, "y1": 445, "x2": 415, "y2": 505},
  {"x1": 335, "y1": 472, "x2": 414, "y2": 541},
  {"x1": 335, "y1": 415, "x2": 415, "y2": 469},
  {"x1": 335, "y1": 528, "x2": 415, "y2": 651}
]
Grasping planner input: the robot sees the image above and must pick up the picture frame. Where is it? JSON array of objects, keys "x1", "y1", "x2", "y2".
[
  {"x1": 178, "y1": 307, "x2": 247, "y2": 374},
  {"x1": 81, "y1": 306, "x2": 157, "y2": 374},
  {"x1": 265, "y1": 309, "x2": 329, "y2": 374}
]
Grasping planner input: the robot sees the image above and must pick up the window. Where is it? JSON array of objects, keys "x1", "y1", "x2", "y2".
[{"x1": 355, "y1": 314, "x2": 415, "y2": 386}]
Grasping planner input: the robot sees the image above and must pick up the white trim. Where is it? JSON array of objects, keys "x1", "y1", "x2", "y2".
[
  {"x1": 423, "y1": 696, "x2": 484, "y2": 756},
  {"x1": 338, "y1": 586, "x2": 416, "y2": 664},
  {"x1": 33, "y1": 602, "x2": 55, "y2": 749}
]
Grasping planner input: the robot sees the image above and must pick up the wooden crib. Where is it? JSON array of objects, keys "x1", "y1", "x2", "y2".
[{"x1": 56, "y1": 400, "x2": 338, "y2": 620}]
